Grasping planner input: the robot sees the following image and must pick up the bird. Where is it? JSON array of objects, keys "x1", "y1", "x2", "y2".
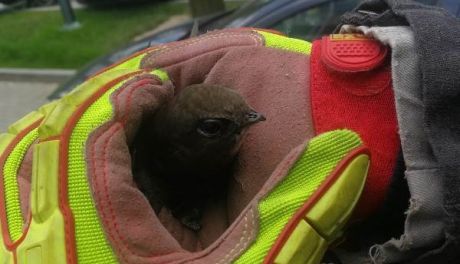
[{"x1": 131, "y1": 83, "x2": 266, "y2": 231}]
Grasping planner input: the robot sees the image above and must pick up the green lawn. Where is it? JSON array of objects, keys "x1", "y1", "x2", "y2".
[{"x1": 0, "y1": 2, "x2": 188, "y2": 69}]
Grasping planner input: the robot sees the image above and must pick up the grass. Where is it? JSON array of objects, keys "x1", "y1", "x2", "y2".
[
  {"x1": 0, "y1": 1, "x2": 248, "y2": 69},
  {"x1": 0, "y1": 2, "x2": 188, "y2": 69}
]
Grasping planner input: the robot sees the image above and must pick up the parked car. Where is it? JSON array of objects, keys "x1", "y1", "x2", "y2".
[{"x1": 49, "y1": 0, "x2": 460, "y2": 98}]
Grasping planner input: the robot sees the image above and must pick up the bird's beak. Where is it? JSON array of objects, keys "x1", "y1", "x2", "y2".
[{"x1": 244, "y1": 110, "x2": 266, "y2": 126}]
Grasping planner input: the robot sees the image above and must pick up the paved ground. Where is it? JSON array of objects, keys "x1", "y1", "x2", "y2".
[{"x1": 0, "y1": 81, "x2": 57, "y2": 132}]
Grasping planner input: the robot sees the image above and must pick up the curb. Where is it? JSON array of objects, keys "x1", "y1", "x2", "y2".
[{"x1": 0, "y1": 68, "x2": 76, "y2": 83}]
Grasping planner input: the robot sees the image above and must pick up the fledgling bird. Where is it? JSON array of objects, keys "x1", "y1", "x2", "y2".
[{"x1": 132, "y1": 84, "x2": 265, "y2": 231}]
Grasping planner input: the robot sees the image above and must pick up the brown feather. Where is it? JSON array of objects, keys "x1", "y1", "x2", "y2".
[{"x1": 132, "y1": 84, "x2": 265, "y2": 231}]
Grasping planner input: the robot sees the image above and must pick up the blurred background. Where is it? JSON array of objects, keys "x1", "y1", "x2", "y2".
[{"x1": 0, "y1": 0, "x2": 459, "y2": 130}]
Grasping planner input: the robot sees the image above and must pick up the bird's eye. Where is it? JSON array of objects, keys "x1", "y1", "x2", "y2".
[{"x1": 197, "y1": 119, "x2": 224, "y2": 138}]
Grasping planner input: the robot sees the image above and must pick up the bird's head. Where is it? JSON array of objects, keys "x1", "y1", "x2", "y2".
[{"x1": 152, "y1": 84, "x2": 266, "y2": 160}]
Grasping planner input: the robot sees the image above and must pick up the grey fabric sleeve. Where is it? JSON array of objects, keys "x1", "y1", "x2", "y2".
[
  {"x1": 339, "y1": 2, "x2": 460, "y2": 262},
  {"x1": 340, "y1": 25, "x2": 445, "y2": 264}
]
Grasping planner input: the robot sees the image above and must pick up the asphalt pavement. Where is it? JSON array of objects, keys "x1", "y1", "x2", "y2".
[{"x1": 0, "y1": 81, "x2": 57, "y2": 132}]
